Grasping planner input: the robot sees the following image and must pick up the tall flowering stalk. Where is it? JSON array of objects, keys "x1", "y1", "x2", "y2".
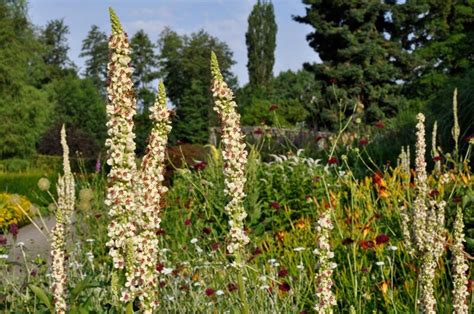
[
  {"x1": 402, "y1": 113, "x2": 446, "y2": 313},
  {"x1": 431, "y1": 122, "x2": 441, "y2": 172},
  {"x1": 452, "y1": 88, "x2": 460, "y2": 157},
  {"x1": 210, "y1": 52, "x2": 249, "y2": 255},
  {"x1": 210, "y1": 51, "x2": 249, "y2": 313},
  {"x1": 451, "y1": 206, "x2": 469, "y2": 314},
  {"x1": 313, "y1": 208, "x2": 337, "y2": 313},
  {"x1": 133, "y1": 81, "x2": 171, "y2": 312},
  {"x1": 105, "y1": 9, "x2": 172, "y2": 311},
  {"x1": 104, "y1": 7, "x2": 139, "y2": 305},
  {"x1": 51, "y1": 125, "x2": 75, "y2": 314}
]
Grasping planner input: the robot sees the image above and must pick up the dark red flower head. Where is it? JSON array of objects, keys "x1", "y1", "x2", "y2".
[
  {"x1": 278, "y1": 268, "x2": 288, "y2": 278},
  {"x1": 156, "y1": 228, "x2": 166, "y2": 236},
  {"x1": 359, "y1": 138, "x2": 368, "y2": 146},
  {"x1": 374, "y1": 121, "x2": 385, "y2": 129},
  {"x1": 429, "y1": 189, "x2": 440, "y2": 198},
  {"x1": 205, "y1": 288, "x2": 215, "y2": 296},
  {"x1": 375, "y1": 234, "x2": 390, "y2": 245},
  {"x1": 254, "y1": 128, "x2": 264, "y2": 135},
  {"x1": 328, "y1": 157, "x2": 338, "y2": 165},
  {"x1": 0, "y1": 236, "x2": 7, "y2": 245},
  {"x1": 278, "y1": 282, "x2": 291, "y2": 292},
  {"x1": 211, "y1": 242, "x2": 220, "y2": 251},
  {"x1": 315, "y1": 135, "x2": 323, "y2": 142},
  {"x1": 270, "y1": 201, "x2": 280, "y2": 210},
  {"x1": 203, "y1": 227, "x2": 212, "y2": 235},
  {"x1": 227, "y1": 282, "x2": 238, "y2": 292},
  {"x1": 156, "y1": 263, "x2": 164, "y2": 272},
  {"x1": 193, "y1": 161, "x2": 207, "y2": 171},
  {"x1": 9, "y1": 223, "x2": 18, "y2": 236},
  {"x1": 342, "y1": 237, "x2": 354, "y2": 245},
  {"x1": 360, "y1": 240, "x2": 375, "y2": 249},
  {"x1": 184, "y1": 218, "x2": 191, "y2": 226},
  {"x1": 433, "y1": 156, "x2": 442, "y2": 162},
  {"x1": 269, "y1": 104, "x2": 279, "y2": 112}
]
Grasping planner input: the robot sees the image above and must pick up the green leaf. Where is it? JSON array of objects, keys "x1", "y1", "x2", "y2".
[
  {"x1": 70, "y1": 278, "x2": 101, "y2": 302},
  {"x1": 28, "y1": 284, "x2": 53, "y2": 312}
]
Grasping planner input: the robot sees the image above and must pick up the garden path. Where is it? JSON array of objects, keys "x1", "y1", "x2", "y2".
[{"x1": 3, "y1": 216, "x2": 56, "y2": 280}]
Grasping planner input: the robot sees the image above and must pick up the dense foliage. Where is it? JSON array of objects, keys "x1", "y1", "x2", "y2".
[
  {"x1": 158, "y1": 28, "x2": 237, "y2": 143},
  {"x1": 246, "y1": 0, "x2": 277, "y2": 93}
]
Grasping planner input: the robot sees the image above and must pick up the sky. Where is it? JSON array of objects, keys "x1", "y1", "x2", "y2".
[{"x1": 28, "y1": 0, "x2": 320, "y2": 86}]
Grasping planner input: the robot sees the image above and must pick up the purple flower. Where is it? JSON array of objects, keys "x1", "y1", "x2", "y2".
[
  {"x1": 9, "y1": 223, "x2": 18, "y2": 236},
  {"x1": 95, "y1": 157, "x2": 101, "y2": 173}
]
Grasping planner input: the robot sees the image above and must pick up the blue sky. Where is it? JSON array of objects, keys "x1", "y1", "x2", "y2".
[{"x1": 29, "y1": 0, "x2": 320, "y2": 86}]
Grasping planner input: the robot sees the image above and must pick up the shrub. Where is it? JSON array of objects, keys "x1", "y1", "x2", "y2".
[
  {"x1": 0, "y1": 158, "x2": 31, "y2": 173},
  {"x1": 0, "y1": 193, "x2": 35, "y2": 230},
  {"x1": 37, "y1": 124, "x2": 101, "y2": 159}
]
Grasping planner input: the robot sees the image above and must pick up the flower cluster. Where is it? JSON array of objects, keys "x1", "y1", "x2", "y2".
[
  {"x1": 402, "y1": 113, "x2": 446, "y2": 313},
  {"x1": 452, "y1": 88, "x2": 460, "y2": 155},
  {"x1": 452, "y1": 206, "x2": 469, "y2": 314},
  {"x1": 210, "y1": 52, "x2": 249, "y2": 254},
  {"x1": 431, "y1": 122, "x2": 441, "y2": 172},
  {"x1": 132, "y1": 81, "x2": 171, "y2": 312},
  {"x1": 105, "y1": 9, "x2": 173, "y2": 311},
  {"x1": 313, "y1": 209, "x2": 337, "y2": 313},
  {"x1": 51, "y1": 125, "x2": 75, "y2": 314},
  {"x1": 104, "y1": 7, "x2": 139, "y2": 304}
]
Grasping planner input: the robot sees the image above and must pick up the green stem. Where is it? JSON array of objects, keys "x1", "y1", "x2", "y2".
[
  {"x1": 126, "y1": 302, "x2": 134, "y2": 314},
  {"x1": 235, "y1": 253, "x2": 250, "y2": 314}
]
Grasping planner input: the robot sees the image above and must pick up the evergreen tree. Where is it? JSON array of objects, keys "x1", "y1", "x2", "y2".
[
  {"x1": 131, "y1": 29, "x2": 158, "y2": 112},
  {"x1": 40, "y1": 18, "x2": 75, "y2": 80},
  {"x1": 246, "y1": 0, "x2": 277, "y2": 92},
  {"x1": 158, "y1": 28, "x2": 236, "y2": 143},
  {"x1": 393, "y1": 0, "x2": 474, "y2": 99},
  {"x1": 80, "y1": 25, "x2": 108, "y2": 92},
  {"x1": 294, "y1": 0, "x2": 409, "y2": 129}
]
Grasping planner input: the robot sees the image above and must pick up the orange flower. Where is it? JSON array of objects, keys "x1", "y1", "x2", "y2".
[
  {"x1": 276, "y1": 230, "x2": 286, "y2": 242},
  {"x1": 295, "y1": 218, "x2": 307, "y2": 229}
]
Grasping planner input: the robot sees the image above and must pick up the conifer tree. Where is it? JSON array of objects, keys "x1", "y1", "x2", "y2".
[
  {"x1": 246, "y1": 0, "x2": 277, "y2": 92},
  {"x1": 131, "y1": 29, "x2": 158, "y2": 112},
  {"x1": 294, "y1": 0, "x2": 408, "y2": 129},
  {"x1": 40, "y1": 18, "x2": 75, "y2": 80},
  {"x1": 80, "y1": 25, "x2": 108, "y2": 92}
]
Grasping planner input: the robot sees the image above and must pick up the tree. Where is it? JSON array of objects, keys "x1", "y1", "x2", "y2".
[
  {"x1": 130, "y1": 29, "x2": 158, "y2": 112},
  {"x1": 39, "y1": 18, "x2": 75, "y2": 80},
  {"x1": 158, "y1": 28, "x2": 237, "y2": 143},
  {"x1": 238, "y1": 69, "x2": 318, "y2": 127},
  {"x1": 393, "y1": 0, "x2": 474, "y2": 100},
  {"x1": 294, "y1": 0, "x2": 409, "y2": 129},
  {"x1": 246, "y1": 0, "x2": 277, "y2": 92},
  {"x1": 80, "y1": 25, "x2": 108, "y2": 92},
  {"x1": 0, "y1": 0, "x2": 52, "y2": 158},
  {"x1": 44, "y1": 73, "x2": 107, "y2": 149}
]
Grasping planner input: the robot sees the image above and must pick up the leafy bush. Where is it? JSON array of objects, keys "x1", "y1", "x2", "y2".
[
  {"x1": 38, "y1": 124, "x2": 101, "y2": 158},
  {"x1": 0, "y1": 193, "x2": 35, "y2": 230},
  {"x1": 0, "y1": 158, "x2": 31, "y2": 172}
]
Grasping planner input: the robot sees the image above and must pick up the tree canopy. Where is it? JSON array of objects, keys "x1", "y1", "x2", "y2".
[{"x1": 158, "y1": 28, "x2": 237, "y2": 143}]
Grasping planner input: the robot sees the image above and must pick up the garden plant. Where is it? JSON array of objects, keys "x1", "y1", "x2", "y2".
[{"x1": 0, "y1": 7, "x2": 473, "y2": 314}]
